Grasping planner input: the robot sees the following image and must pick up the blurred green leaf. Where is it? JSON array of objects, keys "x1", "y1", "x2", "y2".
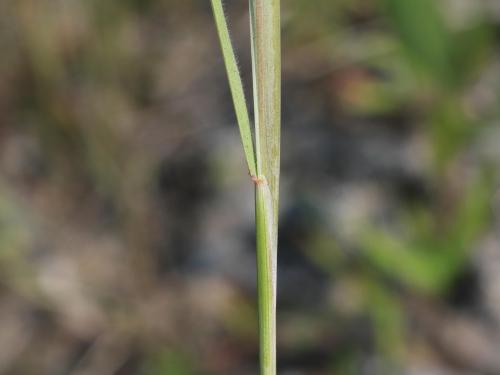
[
  {"x1": 362, "y1": 173, "x2": 492, "y2": 294},
  {"x1": 362, "y1": 229, "x2": 447, "y2": 293},
  {"x1": 451, "y1": 23, "x2": 493, "y2": 88},
  {"x1": 383, "y1": 0, "x2": 454, "y2": 86},
  {"x1": 366, "y1": 282, "x2": 405, "y2": 360},
  {"x1": 447, "y1": 170, "x2": 493, "y2": 247},
  {"x1": 144, "y1": 350, "x2": 195, "y2": 375},
  {"x1": 429, "y1": 98, "x2": 475, "y2": 170}
]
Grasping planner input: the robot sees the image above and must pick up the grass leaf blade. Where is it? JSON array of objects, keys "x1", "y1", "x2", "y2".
[{"x1": 210, "y1": 0, "x2": 257, "y2": 177}]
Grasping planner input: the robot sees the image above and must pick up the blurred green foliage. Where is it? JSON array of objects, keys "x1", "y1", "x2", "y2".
[
  {"x1": 144, "y1": 350, "x2": 196, "y2": 375},
  {"x1": 285, "y1": 0, "x2": 497, "y2": 370}
]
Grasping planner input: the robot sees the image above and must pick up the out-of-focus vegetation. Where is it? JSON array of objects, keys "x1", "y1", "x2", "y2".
[{"x1": 0, "y1": 0, "x2": 500, "y2": 374}]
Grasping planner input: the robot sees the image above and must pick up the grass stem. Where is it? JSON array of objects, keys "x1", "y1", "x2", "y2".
[
  {"x1": 250, "y1": 1, "x2": 280, "y2": 374},
  {"x1": 211, "y1": 1, "x2": 280, "y2": 373}
]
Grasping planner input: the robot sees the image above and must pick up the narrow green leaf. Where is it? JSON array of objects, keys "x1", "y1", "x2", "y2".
[{"x1": 210, "y1": 0, "x2": 257, "y2": 177}]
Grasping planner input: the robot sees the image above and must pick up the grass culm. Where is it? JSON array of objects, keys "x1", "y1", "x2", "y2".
[{"x1": 210, "y1": 1, "x2": 281, "y2": 374}]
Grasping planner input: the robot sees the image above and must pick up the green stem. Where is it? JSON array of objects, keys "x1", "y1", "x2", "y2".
[
  {"x1": 250, "y1": 1, "x2": 281, "y2": 374},
  {"x1": 210, "y1": 1, "x2": 281, "y2": 373},
  {"x1": 255, "y1": 177, "x2": 277, "y2": 375}
]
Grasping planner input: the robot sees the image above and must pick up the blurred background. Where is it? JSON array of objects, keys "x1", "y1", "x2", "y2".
[{"x1": 1, "y1": 0, "x2": 500, "y2": 374}]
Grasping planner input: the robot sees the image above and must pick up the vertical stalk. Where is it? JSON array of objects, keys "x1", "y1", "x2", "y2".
[
  {"x1": 250, "y1": 1, "x2": 281, "y2": 374},
  {"x1": 210, "y1": 1, "x2": 281, "y2": 373}
]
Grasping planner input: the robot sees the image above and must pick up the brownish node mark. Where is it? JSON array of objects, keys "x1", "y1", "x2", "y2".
[{"x1": 251, "y1": 175, "x2": 266, "y2": 186}]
